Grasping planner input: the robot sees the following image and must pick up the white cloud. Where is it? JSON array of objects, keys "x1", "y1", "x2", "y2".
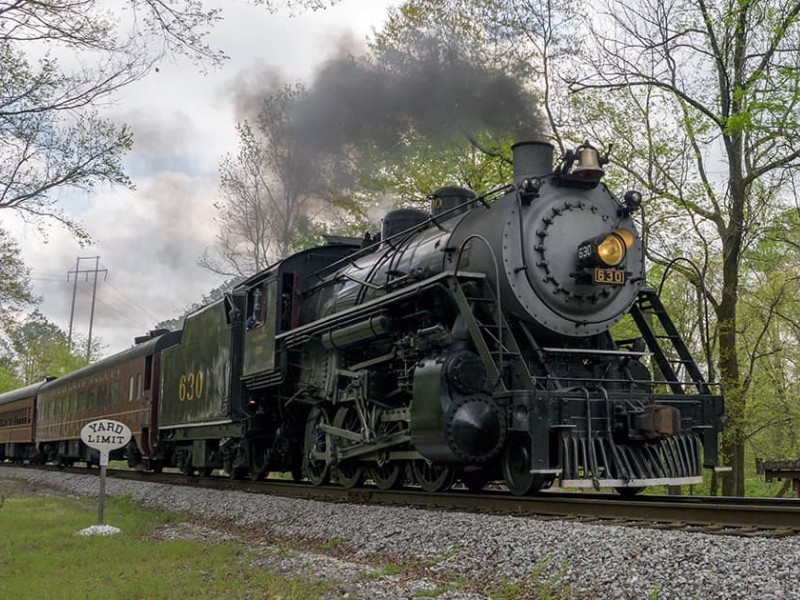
[
  {"x1": 6, "y1": 0, "x2": 397, "y2": 356},
  {"x1": 9, "y1": 171, "x2": 223, "y2": 354}
]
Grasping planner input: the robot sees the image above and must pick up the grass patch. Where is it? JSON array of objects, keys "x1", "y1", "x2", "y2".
[
  {"x1": 366, "y1": 564, "x2": 405, "y2": 578},
  {"x1": 408, "y1": 541, "x2": 464, "y2": 570},
  {"x1": 487, "y1": 558, "x2": 571, "y2": 600},
  {"x1": 415, "y1": 579, "x2": 464, "y2": 597},
  {"x1": 0, "y1": 493, "x2": 330, "y2": 599},
  {"x1": 319, "y1": 537, "x2": 346, "y2": 551},
  {"x1": 430, "y1": 541, "x2": 462, "y2": 564}
]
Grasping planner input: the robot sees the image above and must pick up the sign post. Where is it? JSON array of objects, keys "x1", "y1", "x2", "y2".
[{"x1": 80, "y1": 419, "x2": 131, "y2": 526}]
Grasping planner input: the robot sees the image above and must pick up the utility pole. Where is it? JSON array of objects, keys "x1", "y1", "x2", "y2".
[
  {"x1": 67, "y1": 257, "x2": 79, "y2": 349},
  {"x1": 67, "y1": 257, "x2": 108, "y2": 358}
]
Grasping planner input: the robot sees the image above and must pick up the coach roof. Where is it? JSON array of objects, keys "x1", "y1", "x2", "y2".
[
  {"x1": 39, "y1": 330, "x2": 182, "y2": 394},
  {"x1": 0, "y1": 380, "x2": 52, "y2": 407}
]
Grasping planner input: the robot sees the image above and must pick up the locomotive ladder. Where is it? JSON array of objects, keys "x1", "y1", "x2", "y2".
[
  {"x1": 629, "y1": 288, "x2": 710, "y2": 396},
  {"x1": 449, "y1": 275, "x2": 531, "y2": 390}
]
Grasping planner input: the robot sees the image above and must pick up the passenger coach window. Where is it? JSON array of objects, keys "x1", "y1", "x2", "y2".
[
  {"x1": 129, "y1": 376, "x2": 135, "y2": 401},
  {"x1": 137, "y1": 373, "x2": 143, "y2": 398},
  {"x1": 110, "y1": 381, "x2": 119, "y2": 402}
]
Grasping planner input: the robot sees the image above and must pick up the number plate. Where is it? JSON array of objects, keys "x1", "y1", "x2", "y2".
[{"x1": 593, "y1": 268, "x2": 625, "y2": 285}]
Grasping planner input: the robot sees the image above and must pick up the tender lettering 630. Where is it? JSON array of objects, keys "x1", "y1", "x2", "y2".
[{"x1": 178, "y1": 370, "x2": 204, "y2": 402}]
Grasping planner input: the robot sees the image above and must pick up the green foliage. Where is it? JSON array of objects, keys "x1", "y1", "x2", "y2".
[
  {"x1": 563, "y1": 0, "x2": 800, "y2": 494},
  {"x1": 0, "y1": 492, "x2": 330, "y2": 599},
  {"x1": 1, "y1": 310, "x2": 95, "y2": 388},
  {"x1": 0, "y1": 358, "x2": 23, "y2": 393},
  {"x1": 319, "y1": 537, "x2": 346, "y2": 551},
  {"x1": 0, "y1": 227, "x2": 35, "y2": 322},
  {"x1": 736, "y1": 207, "x2": 800, "y2": 463},
  {"x1": 373, "y1": 0, "x2": 581, "y2": 151},
  {"x1": 0, "y1": 2, "x2": 238, "y2": 236},
  {"x1": 0, "y1": 1, "x2": 336, "y2": 238},
  {"x1": 354, "y1": 134, "x2": 514, "y2": 210}
]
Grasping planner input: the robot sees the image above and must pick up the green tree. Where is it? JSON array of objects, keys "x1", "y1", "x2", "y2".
[
  {"x1": 202, "y1": 84, "x2": 364, "y2": 276},
  {"x1": 739, "y1": 208, "x2": 800, "y2": 465},
  {"x1": 0, "y1": 1, "x2": 232, "y2": 237},
  {"x1": 372, "y1": 0, "x2": 580, "y2": 152},
  {"x1": 0, "y1": 226, "x2": 35, "y2": 323},
  {"x1": 361, "y1": 0, "x2": 578, "y2": 201},
  {"x1": 0, "y1": 352, "x2": 22, "y2": 393},
  {"x1": 6, "y1": 310, "x2": 98, "y2": 385},
  {"x1": 0, "y1": 0, "x2": 336, "y2": 237},
  {"x1": 567, "y1": 0, "x2": 800, "y2": 494},
  {"x1": 352, "y1": 134, "x2": 514, "y2": 209}
]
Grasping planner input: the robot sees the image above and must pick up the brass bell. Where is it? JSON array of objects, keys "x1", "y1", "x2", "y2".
[{"x1": 571, "y1": 145, "x2": 605, "y2": 181}]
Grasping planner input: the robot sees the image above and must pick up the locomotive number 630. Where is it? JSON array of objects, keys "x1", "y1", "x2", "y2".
[
  {"x1": 594, "y1": 268, "x2": 625, "y2": 285},
  {"x1": 179, "y1": 370, "x2": 204, "y2": 402}
]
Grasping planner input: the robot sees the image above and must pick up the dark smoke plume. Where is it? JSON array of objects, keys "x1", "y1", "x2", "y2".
[
  {"x1": 291, "y1": 41, "x2": 543, "y2": 155},
  {"x1": 224, "y1": 37, "x2": 545, "y2": 201},
  {"x1": 228, "y1": 63, "x2": 285, "y2": 123}
]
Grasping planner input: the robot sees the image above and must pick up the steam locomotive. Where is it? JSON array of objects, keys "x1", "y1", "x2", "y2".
[{"x1": 0, "y1": 141, "x2": 724, "y2": 495}]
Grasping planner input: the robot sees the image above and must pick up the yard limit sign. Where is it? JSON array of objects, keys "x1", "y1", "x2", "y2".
[{"x1": 80, "y1": 419, "x2": 131, "y2": 525}]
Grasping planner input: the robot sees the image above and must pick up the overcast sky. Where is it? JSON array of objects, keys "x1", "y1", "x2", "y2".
[{"x1": 6, "y1": 0, "x2": 396, "y2": 357}]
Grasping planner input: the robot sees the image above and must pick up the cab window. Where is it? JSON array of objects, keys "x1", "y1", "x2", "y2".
[{"x1": 247, "y1": 284, "x2": 266, "y2": 329}]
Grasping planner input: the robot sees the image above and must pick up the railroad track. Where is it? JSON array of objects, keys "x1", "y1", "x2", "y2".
[{"x1": 7, "y1": 463, "x2": 800, "y2": 537}]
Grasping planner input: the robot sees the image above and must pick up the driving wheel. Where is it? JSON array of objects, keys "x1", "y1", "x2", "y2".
[
  {"x1": 303, "y1": 407, "x2": 331, "y2": 486},
  {"x1": 412, "y1": 459, "x2": 455, "y2": 492},
  {"x1": 332, "y1": 406, "x2": 365, "y2": 489}
]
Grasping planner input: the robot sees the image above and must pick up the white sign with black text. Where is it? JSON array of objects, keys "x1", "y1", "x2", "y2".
[
  {"x1": 80, "y1": 419, "x2": 131, "y2": 466},
  {"x1": 80, "y1": 418, "x2": 132, "y2": 527}
]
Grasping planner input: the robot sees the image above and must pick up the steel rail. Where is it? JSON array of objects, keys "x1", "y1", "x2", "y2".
[{"x1": 6, "y1": 464, "x2": 800, "y2": 536}]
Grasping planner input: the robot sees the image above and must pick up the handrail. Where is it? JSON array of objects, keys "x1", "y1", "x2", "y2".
[
  {"x1": 453, "y1": 234, "x2": 504, "y2": 383},
  {"x1": 657, "y1": 257, "x2": 714, "y2": 381}
]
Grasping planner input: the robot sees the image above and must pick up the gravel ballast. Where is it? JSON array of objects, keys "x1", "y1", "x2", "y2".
[{"x1": 2, "y1": 467, "x2": 798, "y2": 599}]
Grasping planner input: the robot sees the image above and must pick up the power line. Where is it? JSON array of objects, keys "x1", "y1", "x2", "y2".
[
  {"x1": 101, "y1": 281, "x2": 161, "y2": 323},
  {"x1": 91, "y1": 294, "x2": 152, "y2": 331},
  {"x1": 31, "y1": 270, "x2": 161, "y2": 324},
  {"x1": 96, "y1": 289, "x2": 157, "y2": 328}
]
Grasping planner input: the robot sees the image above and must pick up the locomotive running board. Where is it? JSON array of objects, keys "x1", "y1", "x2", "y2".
[{"x1": 559, "y1": 476, "x2": 704, "y2": 488}]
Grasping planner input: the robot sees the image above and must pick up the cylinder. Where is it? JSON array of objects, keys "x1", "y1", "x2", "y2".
[
  {"x1": 320, "y1": 315, "x2": 391, "y2": 350},
  {"x1": 512, "y1": 140, "x2": 554, "y2": 183}
]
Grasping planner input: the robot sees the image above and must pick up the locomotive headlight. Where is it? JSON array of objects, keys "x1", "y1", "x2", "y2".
[
  {"x1": 577, "y1": 228, "x2": 636, "y2": 268},
  {"x1": 614, "y1": 228, "x2": 635, "y2": 249},
  {"x1": 596, "y1": 233, "x2": 626, "y2": 266}
]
